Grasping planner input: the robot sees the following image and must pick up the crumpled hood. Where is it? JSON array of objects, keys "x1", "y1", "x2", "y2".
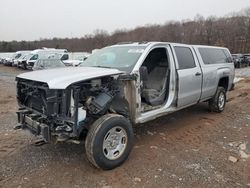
[{"x1": 16, "y1": 67, "x2": 123, "y2": 89}]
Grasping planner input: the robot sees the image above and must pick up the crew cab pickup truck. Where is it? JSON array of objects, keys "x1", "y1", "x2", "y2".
[{"x1": 16, "y1": 42, "x2": 235, "y2": 170}]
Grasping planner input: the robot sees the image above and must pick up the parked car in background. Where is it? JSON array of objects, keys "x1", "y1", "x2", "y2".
[
  {"x1": 17, "y1": 53, "x2": 33, "y2": 69},
  {"x1": 47, "y1": 52, "x2": 69, "y2": 61},
  {"x1": 0, "y1": 52, "x2": 14, "y2": 64},
  {"x1": 243, "y1": 54, "x2": 250, "y2": 66},
  {"x1": 232, "y1": 54, "x2": 247, "y2": 68},
  {"x1": 32, "y1": 59, "x2": 65, "y2": 71},
  {"x1": 1, "y1": 53, "x2": 15, "y2": 65},
  {"x1": 16, "y1": 42, "x2": 234, "y2": 170},
  {"x1": 12, "y1": 51, "x2": 31, "y2": 67},
  {"x1": 23, "y1": 48, "x2": 68, "y2": 69},
  {"x1": 63, "y1": 52, "x2": 90, "y2": 66},
  {"x1": 3, "y1": 57, "x2": 12, "y2": 66},
  {"x1": 0, "y1": 57, "x2": 4, "y2": 64},
  {"x1": 0, "y1": 53, "x2": 5, "y2": 64},
  {"x1": 3, "y1": 51, "x2": 30, "y2": 66}
]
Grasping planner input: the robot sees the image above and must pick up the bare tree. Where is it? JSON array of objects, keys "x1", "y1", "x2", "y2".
[{"x1": 1, "y1": 8, "x2": 250, "y2": 53}]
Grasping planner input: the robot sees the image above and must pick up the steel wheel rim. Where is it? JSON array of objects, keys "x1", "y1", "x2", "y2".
[
  {"x1": 218, "y1": 92, "x2": 225, "y2": 109},
  {"x1": 103, "y1": 126, "x2": 128, "y2": 160}
]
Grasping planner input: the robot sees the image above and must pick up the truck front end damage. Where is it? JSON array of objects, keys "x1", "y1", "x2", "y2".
[{"x1": 16, "y1": 74, "x2": 133, "y2": 143}]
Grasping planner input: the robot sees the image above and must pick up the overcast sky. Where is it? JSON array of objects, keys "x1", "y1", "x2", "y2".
[{"x1": 0, "y1": 0, "x2": 249, "y2": 41}]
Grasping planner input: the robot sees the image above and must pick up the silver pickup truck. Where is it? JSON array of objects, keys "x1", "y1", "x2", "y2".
[{"x1": 16, "y1": 42, "x2": 235, "y2": 170}]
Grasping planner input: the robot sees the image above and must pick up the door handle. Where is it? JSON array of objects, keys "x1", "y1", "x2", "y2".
[{"x1": 195, "y1": 72, "x2": 202, "y2": 76}]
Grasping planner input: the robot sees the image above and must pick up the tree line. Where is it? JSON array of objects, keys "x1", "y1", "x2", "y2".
[{"x1": 1, "y1": 8, "x2": 250, "y2": 54}]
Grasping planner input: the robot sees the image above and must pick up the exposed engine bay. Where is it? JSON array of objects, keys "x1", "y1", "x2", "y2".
[{"x1": 16, "y1": 75, "x2": 132, "y2": 143}]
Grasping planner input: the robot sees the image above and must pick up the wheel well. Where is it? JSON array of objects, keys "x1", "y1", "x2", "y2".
[{"x1": 218, "y1": 77, "x2": 229, "y2": 91}]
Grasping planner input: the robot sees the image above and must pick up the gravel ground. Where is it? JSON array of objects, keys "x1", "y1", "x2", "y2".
[{"x1": 0, "y1": 65, "x2": 249, "y2": 188}]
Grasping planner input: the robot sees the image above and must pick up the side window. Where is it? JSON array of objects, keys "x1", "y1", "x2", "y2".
[
  {"x1": 61, "y1": 54, "x2": 69, "y2": 61},
  {"x1": 174, "y1": 47, "x2": 196, "y2": 69},
  {"x1": 198, "y1": 48, "x2": 228, "y2": 64}
]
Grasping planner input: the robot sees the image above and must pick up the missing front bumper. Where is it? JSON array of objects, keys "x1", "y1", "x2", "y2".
[{"x1": 16, "y1": 109, "x2": 51, "y2": 142}]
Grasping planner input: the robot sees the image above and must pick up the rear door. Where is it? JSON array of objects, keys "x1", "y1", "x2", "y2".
[
  {"x1": 194, "y1": 47, "x2": 233, "y2": 100},
  {"x1": 172, "y1": 44, "x2": 202, "y2": 107}
]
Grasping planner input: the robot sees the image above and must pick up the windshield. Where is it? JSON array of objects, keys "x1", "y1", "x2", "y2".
[
  {"x1": 80, "y1": 46, "x2": 145, "y2": 72},
  {"x1": 14, "y1": 53, "x2": 22, "y2": 59},
  {"x1": 17, "y1": 53, "x2": 30, "y2": 60},
  {"x1": 30, "y1": 54, "x2": 38, "y2": 60},
  {"x1": 23, "y1": 54, "x2": 33, "y2": 60}
]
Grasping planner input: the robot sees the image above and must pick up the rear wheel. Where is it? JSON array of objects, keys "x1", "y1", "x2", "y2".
[
  {"x1": 209, "y1": 87, "x2": 226, "y2": 113},
  {"x1": 85, "y1": 114, "x2": 134, "y2": 170}
]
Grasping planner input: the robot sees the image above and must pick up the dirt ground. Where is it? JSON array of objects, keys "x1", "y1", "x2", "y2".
[{"x1": 0, "y1": 64, "x2": 249, "y2": 188}]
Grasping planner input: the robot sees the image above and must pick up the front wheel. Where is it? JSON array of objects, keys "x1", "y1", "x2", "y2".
[
  {"x1": 85, "y1": 114, "x2": 134, "y2": 170},
  {"x1": 209, "y1": 87, "x2": 226, "y2": 113}
]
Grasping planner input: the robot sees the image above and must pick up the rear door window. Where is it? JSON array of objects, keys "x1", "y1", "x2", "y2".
[
  {"x1": 198, "y1": 48, "x2": 228, "y2": 64},
  {"x1": 174, "y1": 47, "x2": 196, "y2": 69}
]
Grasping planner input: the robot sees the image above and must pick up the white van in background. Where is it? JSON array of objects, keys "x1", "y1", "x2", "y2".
[
  {"x1": 63, "y1": 52, "x2": 90, "y2": 66},
  {"x1": 3, "y1": 51, "x2": 30, "y2": 66},
  {"x1": 24, "y1": 48, "x2": 68, "y2": 69},
  {"x1": 13, "y1": 51, "x2": 31, "y2": 66}
]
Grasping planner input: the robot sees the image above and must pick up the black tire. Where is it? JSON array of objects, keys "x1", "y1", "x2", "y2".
[
  {"x1": 85, "y1": 114, "x2": 134, "y2": 170},
  {"x1": 209, "y1": 87, "x2": 226, "y2": 113}
]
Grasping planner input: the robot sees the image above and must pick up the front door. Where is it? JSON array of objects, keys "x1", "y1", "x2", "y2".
[{"x1": 172, "y1": 45, "x2": 202, "y2": 107}]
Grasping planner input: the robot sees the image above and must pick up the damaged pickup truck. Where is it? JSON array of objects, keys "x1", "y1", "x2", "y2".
[{"x1": 16, "y1": 42, "x2": 235, "y2": 170}]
